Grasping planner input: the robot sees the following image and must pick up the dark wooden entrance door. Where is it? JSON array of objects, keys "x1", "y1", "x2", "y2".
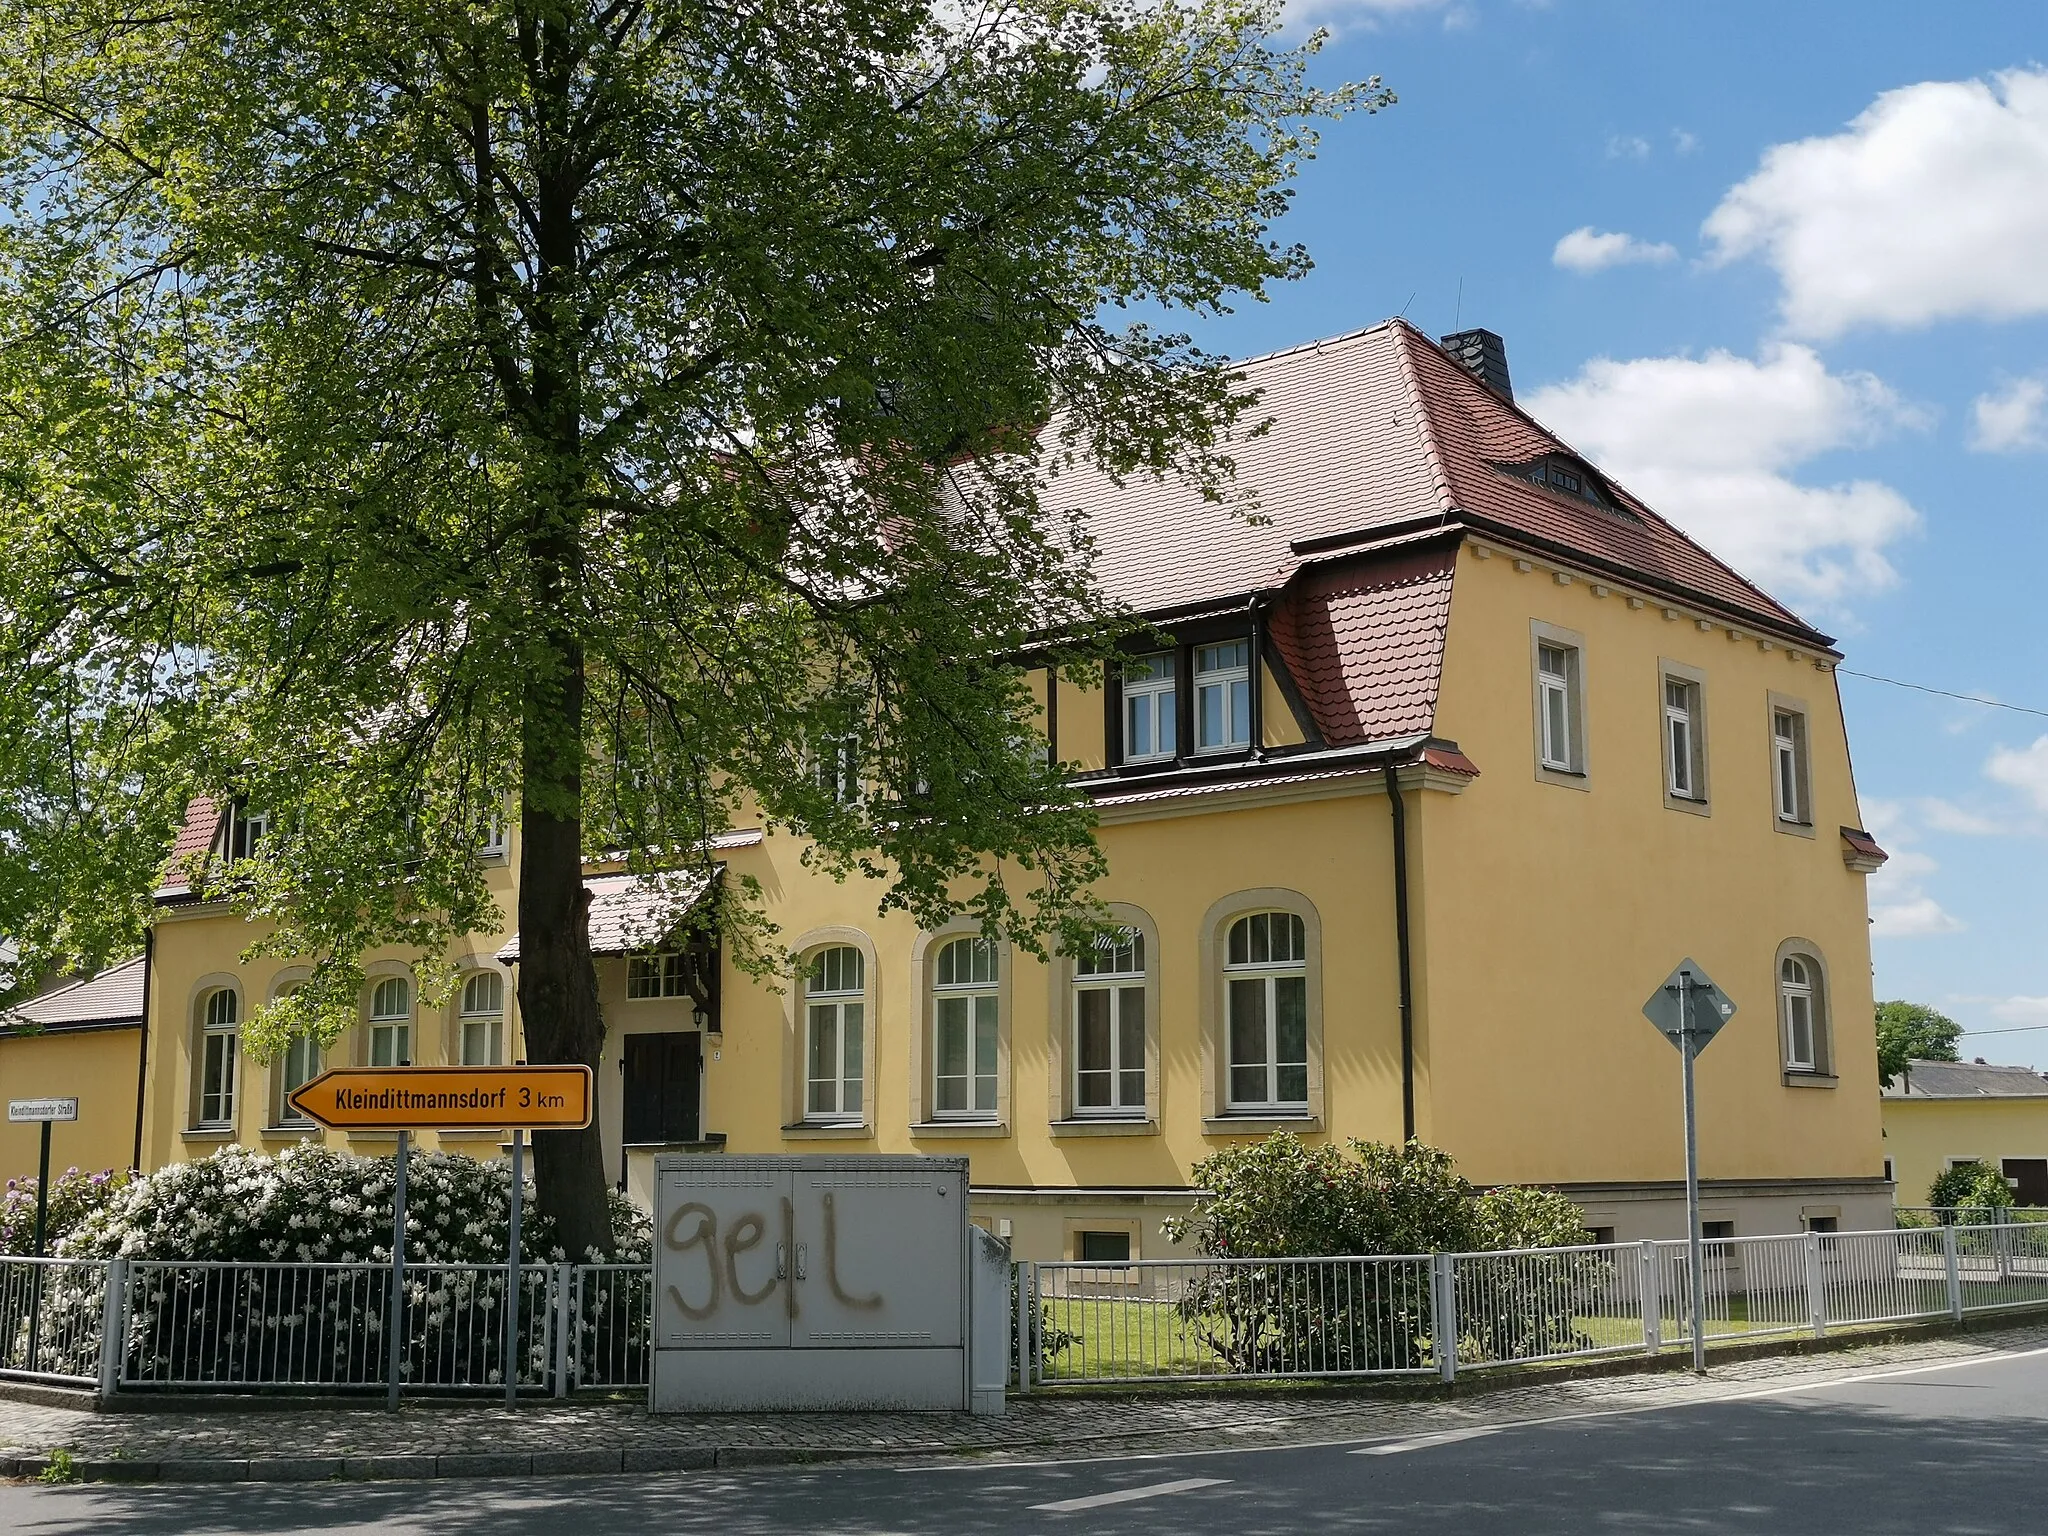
[
  {"x1": 2002, "y1": 1158, "x2": 2048, "y2": 1207},
  {"x1": 622, "y1": 1031, "x2": 702, "y2": 1145}
]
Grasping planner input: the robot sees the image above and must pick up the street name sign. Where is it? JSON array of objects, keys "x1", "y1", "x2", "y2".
[
  {"x1": 286, "y1": 1066, "x2": 592, "y2": 1132},
  {"x1": 1641, "y1": 958, "x2": 1737, "y2": 1053},
  {"x1": 7, "y1": 1098, "x2": 78, "y2": 1123}
]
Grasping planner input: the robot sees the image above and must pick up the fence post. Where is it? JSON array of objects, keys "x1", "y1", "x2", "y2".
[
  {"x1": 1639, "y1": 1240, "x2": 1661, "y2": 1354},
  {"x1": 96, "y1": 1258, "x2": 125, "y2": 1405},
  {"x1": 1432, "y1": 1252, "x2": 1457, "y2": 1384},
  {"x1": 1803, "y1": 1231, "x2": 1826, "y2": 1338},
  {"x1": 1943, "y1": 1224, "x2": 1964, "y2": 1321},
  {"x1": 1013, "y1": 1262, "x2": 1031, "y2": 1392},
  {"x1": 553, "y1": 1262, "x2": 574, "y2": 1398}
]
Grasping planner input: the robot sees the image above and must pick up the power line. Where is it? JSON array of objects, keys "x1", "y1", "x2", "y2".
[
  {"x1": 1960, "y1": 1023, "x2": 2048, "y2": 1038},
  {"x1": 1838, "y1": 668, "x2": 2048, "y2": 722}
]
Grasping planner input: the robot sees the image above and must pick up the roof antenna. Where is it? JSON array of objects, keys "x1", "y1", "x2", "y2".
[
  {"x1": 1454, "y1": 276, "x2": 1464, "y2": 330},
  {"x1": 1398, "y1": 290, "x2": 1416, "y2": 319}
]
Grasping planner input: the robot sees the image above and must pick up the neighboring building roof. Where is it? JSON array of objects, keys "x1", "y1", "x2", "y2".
[
  {"x1": 495, "y1": 868, "x2": 719, "y2": 963},
  {"x1": 1883, "y1": 1059, "x2": 2048, "y2": 1100},
  {"x1": 2, "y1": 956, "x2": 146, "y2": 1035},
  {"x1": 1052, "y1": 319, "x2": 1832, "y2": 649}
]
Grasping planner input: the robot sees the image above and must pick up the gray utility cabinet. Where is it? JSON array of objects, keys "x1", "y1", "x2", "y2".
[{"x1": 651, "y1": 1153, "x2": 1004, "y2": 1413}]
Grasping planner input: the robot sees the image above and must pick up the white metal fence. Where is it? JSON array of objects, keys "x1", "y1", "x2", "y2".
[
  {"x1": 5, "y1": 1220, "x2": 2045, "y2": 1401},
  {"x1": 0, "y1": 1257, "x2": 649, "y2": 1398},
  {"x1": 1019, "y1": 1223, "x2": 2048, "y2": 1387}
]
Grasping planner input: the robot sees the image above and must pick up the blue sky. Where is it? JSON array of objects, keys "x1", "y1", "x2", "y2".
[{"x1": 1176, "y1": 2, "x2": 2048, "y2": 1059}]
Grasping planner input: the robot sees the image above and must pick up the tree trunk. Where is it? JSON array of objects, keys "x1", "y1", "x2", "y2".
[{"x1": 516, "y1": 638, "x2": 616, "y2": 1261}]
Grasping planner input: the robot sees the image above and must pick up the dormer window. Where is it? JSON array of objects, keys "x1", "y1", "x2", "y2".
[
  {"x1": 1507, "y1": 455, "x2": 1631, "y2": 517},
  {"x1": 228, "y1": 804, "x2": 269, "y2": 863}
]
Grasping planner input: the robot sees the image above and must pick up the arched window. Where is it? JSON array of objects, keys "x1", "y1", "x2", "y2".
[
  {"x1": 460, "y1": 971, "x2": 505, "y2": 1066},
  {"x1": 368, "y1": 976, "x2": 411, "y2": 1067},
  {"x1": 1779, "y1": 950, "x2": 1830, "y2": 1074},
  {"x1": 1225, "y1": 912, "x2": 1308, "y2": 1111},
  {"x1": 803, "y1": 946, "x2": 865, "y2": 1120},
  {"x1": 275, "y1": 982, "x2": 320, "y2": 1125},
  {"x1": 197, "y1": 988, "x2": 240, "y2": 1128},
  {"x1": 1074, "y1": 930, "x2": 1146, "y2": 1116},
  {"x1": 932, "y1": 936, "x2": 999, "y2": 1119}
]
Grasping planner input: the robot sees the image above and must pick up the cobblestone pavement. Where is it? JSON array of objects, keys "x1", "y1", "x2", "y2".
[{"x1": 2, "y1": 1319, "x2": 2044, "y2": 1483}]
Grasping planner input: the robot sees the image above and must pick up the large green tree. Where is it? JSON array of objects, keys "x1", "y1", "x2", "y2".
[
  {"x1": 0, "y1": 0, "x2": 1381, "y2": 1252},
  {"x1": 1875, "y1": 1000, "x2": 1963, "y2": 1089}
]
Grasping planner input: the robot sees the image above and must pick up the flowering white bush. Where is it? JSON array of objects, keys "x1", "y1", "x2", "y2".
[
  {"x1": 58, "y1": 1144, "x2": 649, "y2": 1265},
  {"x1": 0, "y1": 1168, "x2": 129, "y2": 1255}
]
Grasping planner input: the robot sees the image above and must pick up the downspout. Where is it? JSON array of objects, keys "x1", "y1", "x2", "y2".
[
  {"x1": 130, "y1": 924, "x2": 155, "y2": 1173},
  {"x1": 1388, "y1": 765, "x2": 1416, "y2": 1144},
  {"x1": 1044, "y1": 664, "x2": 1058, "y2": 765},
  {"x1": 1247, "y1": 597, "x2": 1269, "y2": 760}
]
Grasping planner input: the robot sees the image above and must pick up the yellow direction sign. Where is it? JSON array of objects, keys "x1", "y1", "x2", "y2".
[{"x1": 286, "y1": 1066, "x2": 593, "y2": 1132}]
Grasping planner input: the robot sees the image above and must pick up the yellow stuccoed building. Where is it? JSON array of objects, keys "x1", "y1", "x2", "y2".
[{"x1": 133, "y1": 320, "x2": 1895, "y2": 1257}]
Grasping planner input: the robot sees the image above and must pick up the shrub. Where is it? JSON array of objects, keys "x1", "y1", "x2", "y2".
[
  {"x1": 1159, "y1": 1135, "x2": 1599, "y2": 1374},
  {"x1": 57, "y1": 1143, "x2": 648, "y2": 1265},
  {"x1": 46, "y1": 1146, "x2": 650, "y2": 1390},
  {"x1": 0, "y1": 1169, "x2": 130, "y2": 1255},
  {"x1": 1926, "y1": 1161, "x2": 2014, "y2": 1220}
]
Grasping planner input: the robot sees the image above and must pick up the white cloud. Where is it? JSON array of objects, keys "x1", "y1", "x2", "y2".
[
  {"x1": 1704, "y1": 69, "x2": 2048, "y2": 338},
  {"x1": 1606, "y1": 134, "x2": 1651, "y2": 161},
  {"x1": 1987, "y1": 736, "x2": 2048, "y2": 813},
  {"x1": 1970, "y1": 376, "x2": 2048, "y2": 452},
  {"x1": 1672, "y1": 129, "x2": 1700, "y2": 155},
  {"x1": 1916, "y1": 797, "x2": 2004, "y2": 837},
  {"x1": 1856, "y1": 803, "x2": 1966, "y2": 938},
  {"x1": 1552, "y1": 227, "x2": 1678, "y2": 274},
  {"x1": 1991, "y1": 996, "x2": 2048, "y2": 1026},
  {"x1": 1280, "y1": 0, "x2": 1452, "y2": 34},
  {"x1": 1523, "y1": 344, "x2": 1923, "y2": 611}
]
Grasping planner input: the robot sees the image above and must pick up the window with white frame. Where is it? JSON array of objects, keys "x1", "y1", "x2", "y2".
[
  {"x1": 368, "y1": 976, "x2": 411, "y2": 1067},
  {"x1": 229, "y1": 806, "x2": 269, "y2": 863},
  {"x1": 1073, "y1": 929, "x2": 1146, "y2": 1116},
  {"x1": 811, "y1": 733, "x2": 862, "y2": 805},
  {"x1": 272, "y1": 983, "x2": 319, "y2": 1125},
  {"x1": 1224, "y1": 912, "x2": 1308, "y2": 1111},
  {"x1": 459, "y1": 971, "x2": 505, "y2": 1066},
  {"x1": 1194, "y1": 641, "x2": 1251, "y2": 754},
  {"x1": 803, "y1": 945, "x2": 865, "y2": 1120},
  {"x1": 627, "y1": 953, "x2": 691, "y2": 1000},
  {"x1": 1779, "y1": 952, "x2": 1827, "y2": 1072},
  {"x1": 1664, "y1": 676, "x2": 1705, "y2": 800},
  {"x1": 1536, "y1": 641, "x2": 1582, "y2": 773},
  {"x1": 475, "y1": 818, "x2": 508, "y2": 859},
  {"x1": 1122, "y1": 653, "x2": 1176, "y2": 762},
  {"x1": 198, "y1": 988, "x2": 239, "y2": 1127},
  {"x1": 1772, "y1": 707, "x2": 1810, "y2": 825},
  {"x1": 932, "y1": 936, "x2": 999, "y2": 1118}
]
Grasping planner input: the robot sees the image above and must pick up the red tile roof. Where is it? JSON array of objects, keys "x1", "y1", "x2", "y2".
[
  {"x1": 1266, "y1": 545, "x2": 1457, "y2": 746},
  {"x1": 156, "y1": 796, "x2": 223, "y2": 900},
  {"x1": 1059, "y1": 320, "x2": 1831, "y2": 649}
]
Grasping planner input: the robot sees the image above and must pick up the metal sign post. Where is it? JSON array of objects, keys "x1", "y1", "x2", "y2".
[
  {"x1": 1642, "y1": 960, "x2": 1737, "y2": 1377},
  {"x1": 387, "y1": 1128, "x2": 408, "y2": 1410},
  {"x1": 9, "y1": 1099, "x2": 79, "y2": 1368},
  {"x1": 505, "y1": 1127, "x2": 524, "y2": 1407}
]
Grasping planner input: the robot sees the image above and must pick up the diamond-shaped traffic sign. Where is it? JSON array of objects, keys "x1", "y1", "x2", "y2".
[{"x1": 1642, "y1": 958, "x2": 1737, "y2": 1053}]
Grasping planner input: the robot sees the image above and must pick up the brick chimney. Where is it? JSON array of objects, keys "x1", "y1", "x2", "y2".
[{"x1": 1439, "y1": 328, "x2": 1512, "y2": 402}]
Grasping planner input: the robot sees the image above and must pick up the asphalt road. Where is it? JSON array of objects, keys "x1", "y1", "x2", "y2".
[{"x1": 7, "y1": 1345, "x2": 2048, "y2": 1535}]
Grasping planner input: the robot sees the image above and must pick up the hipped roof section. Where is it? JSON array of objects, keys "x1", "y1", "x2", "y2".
[{"x1": 1053, "y1": 319, "x2": 1830, "y2": 647}]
